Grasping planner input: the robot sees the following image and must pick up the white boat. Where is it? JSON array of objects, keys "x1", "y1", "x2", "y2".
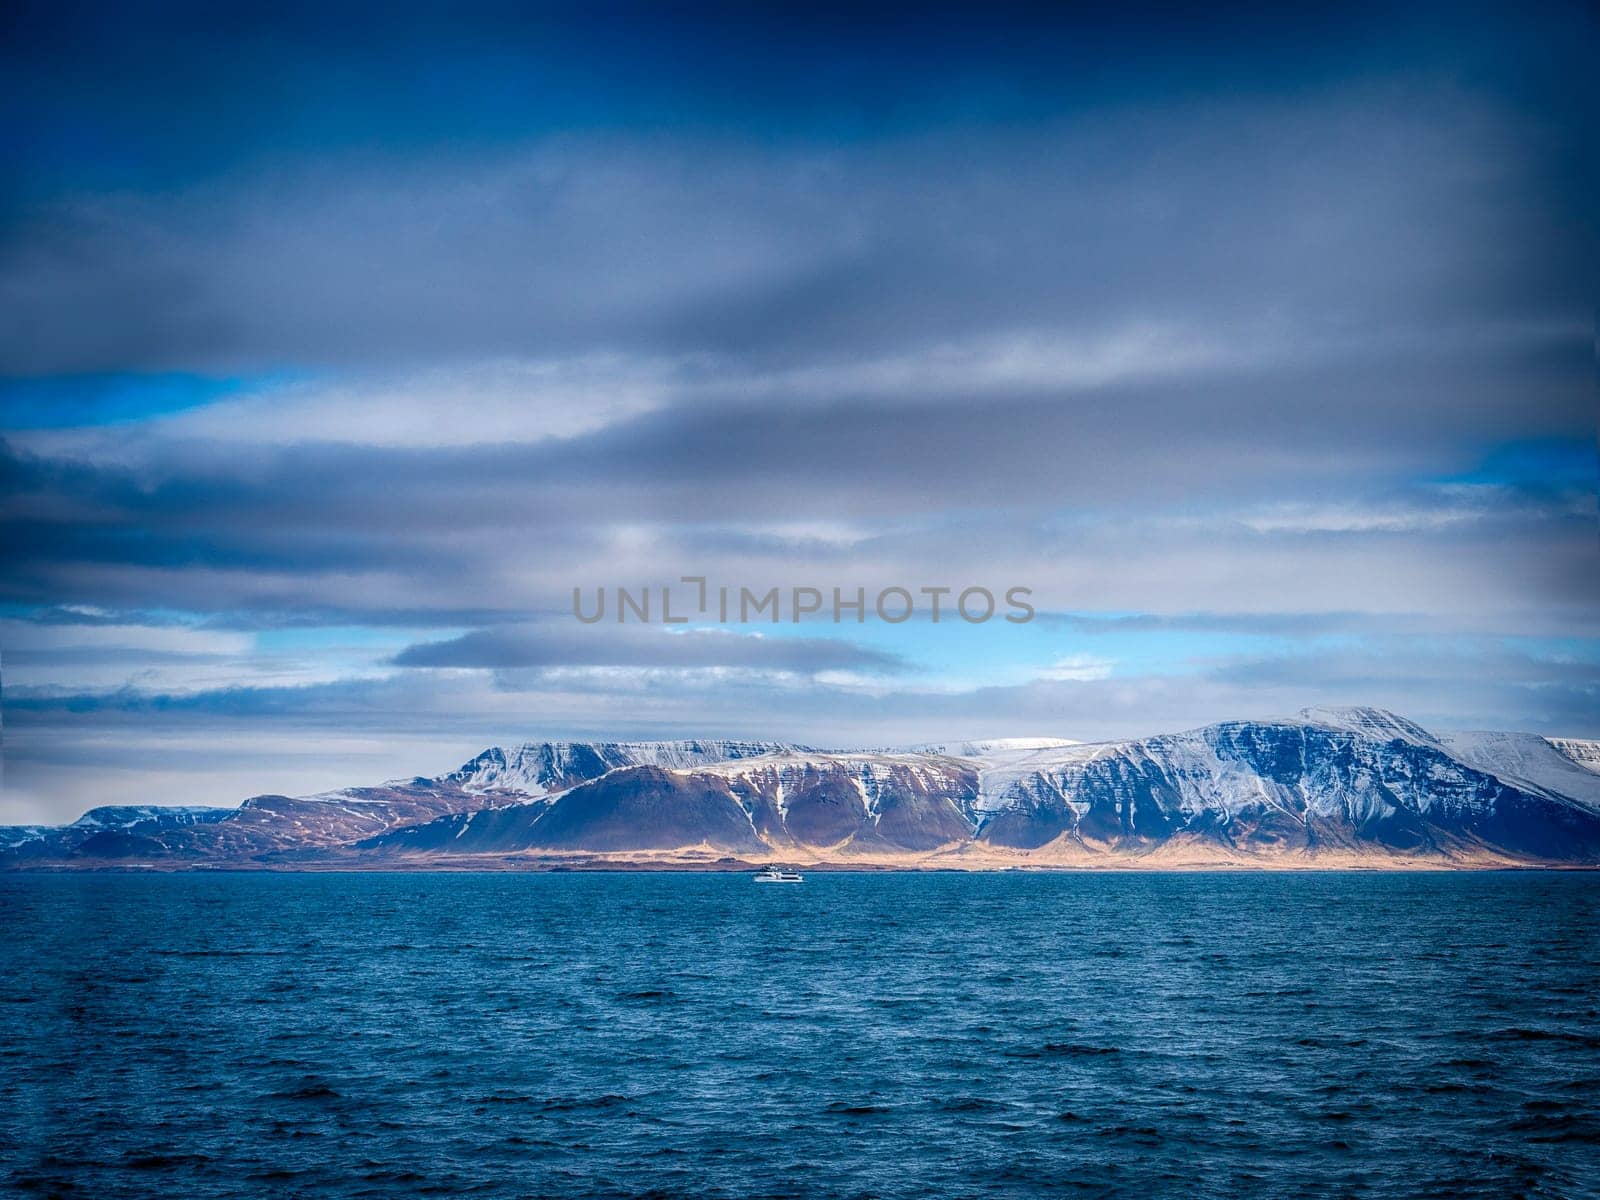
[{"x1": 753, "y1": 868, "x2": 804, "y2": 883}]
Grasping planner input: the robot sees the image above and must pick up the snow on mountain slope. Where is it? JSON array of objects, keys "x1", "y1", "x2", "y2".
[
  {"x1": 1548, "y1": 738, "x2": 1600, "y2": 774},
  {"x1": 1296, "y1": 711, "x2": 1600, "y2": 817},
  {"x1": 376, "y1": 717, "x2": 1600, "y2": 863},
  {"x1": 615, "y1": 739, "x2": 809, "y2": 770},
  {"x1": 891, "y1": 739, "x2": 1091, "y2": 817},
  {"x1": 911, "y1": 737, "x2": 1081, "y2": 758},
  {"x1": 694, "y1": 751, "x2": 979, "y2": 848},
  {"x1": 1298, "y1": 706, "x2": 1442, "y2": 747},
  {"x1": 1438, "y1": 731, "x2": 1600, "y2": 814},
  {"x1": 370, "y1": 750, "x2": 980, "y2": 856},
  {"x1": 0, "y1": 781, "x2": 505, "y2": 867},
  {"x1": 12, "y1": 709, "x2": 1600, "y2": 868},
  {"x1": 0, "y1": 826, "x2": 52, "y2": 849},
  {"x1": 976, "y1": 717, "x2": 1600, "y2": 860},
  {"x1": 441, "y1": 739, "x2": 802, "y2": 796},
  {"x1": 961, "y1": 742, "x2": 1117, "y2": 815},
  {"x1": 69, "y1": 805, "x2": 233, "y2": 829}
]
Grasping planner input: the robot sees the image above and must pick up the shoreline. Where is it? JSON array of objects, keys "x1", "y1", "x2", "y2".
[{"x1": 7, "y1": 857, "x2": 1597, "y2": 875}]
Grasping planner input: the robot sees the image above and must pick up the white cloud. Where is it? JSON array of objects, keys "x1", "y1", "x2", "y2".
[
  {"x1": 0, "y1": 617, "x2": 403, "y2": 696},
  {"x1": 1037, "y1": 654, "x2": 1115, "y2": 682}
]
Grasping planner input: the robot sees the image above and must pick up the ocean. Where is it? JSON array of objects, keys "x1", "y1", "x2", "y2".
[{"x1": 2, "y1": 871, "x2": 1596, "y2": 1198}]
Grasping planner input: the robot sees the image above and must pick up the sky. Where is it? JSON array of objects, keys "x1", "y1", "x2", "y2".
[{"x1": 2, "y1": 1, "x2": 1597, "y2": 822}]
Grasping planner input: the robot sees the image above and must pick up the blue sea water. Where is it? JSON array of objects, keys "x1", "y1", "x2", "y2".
[{"x1": 2, "y1": 871, "x2": 1597, "y2": 1199}]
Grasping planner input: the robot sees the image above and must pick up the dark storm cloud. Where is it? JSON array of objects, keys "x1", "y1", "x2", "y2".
[
  {"x1": 4, "y1": 420, "x2": 1596, "y2": 629},
  {"x1": 10, "y1": 2, "x2": 1580, "y2": 194},
  {"x1": 3, "y1": 340, "x2": 1589, "y2": 541},
  {"x1": 2, "y1": 98, "x2": 1590, "y2": 375},
  {"x1": 2, "y1": 6, "x2": 1590, "y2": 611},
  {"x1": 4, "y1": 421, "x2": 1596, "y2": 634}
]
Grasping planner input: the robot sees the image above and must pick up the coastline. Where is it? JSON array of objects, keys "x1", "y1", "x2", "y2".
[{"x1": 9, "y1": 852, "x2": 1596, "y2": 874}]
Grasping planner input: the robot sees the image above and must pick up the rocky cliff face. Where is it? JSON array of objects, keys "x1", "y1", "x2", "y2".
[{"x1": 6, "y1": 709, "x2": 1600, "y2": 869}]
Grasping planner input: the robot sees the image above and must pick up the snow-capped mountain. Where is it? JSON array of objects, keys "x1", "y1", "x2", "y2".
[
  {"x1": 910, "y1": 737, "x2": 1082, "y2": 758},
  {"x1": 1296, "y1": 705, "x2": 1443, "y2": 748},
  {"x1": 67, "y1": 805, "x2": 233, "y2": 830},
  {"x1": 1435, "y1": 731, "x2": 1600, "y2": 814},
  {"x1": 970, "y1": 716, "x2": 1600, "y2": 861},
  {"x1": 376, "y1": 751, "x2": 981, "y2": 856},
  {"x1": 440, "y1": 739, "x2": 805, "y2": 796},
  {"x1": 1547, "y1": 738, "x2": 1600, "y2": 773},
  {"x1": 0, "y1": 783, "x2": 491, "y2": 865},
  {"x1": 6, "y1": 711, "x2": 1600, "y2": 869},
  {"x1": 0, "y1": 805, "x2": 233, "y2": 862},
  {"x1": 0, "y1": 824, "x2": 57, "y2": 849}
]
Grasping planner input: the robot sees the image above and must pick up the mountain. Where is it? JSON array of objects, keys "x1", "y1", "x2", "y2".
[
  {"x1": 5, "y1": 709, "x2": 1600, "y2": 870},
  {"x1": 1435, "y1": 731, "x2": 1600, "y2": 814},
  {"x1": 0, "y1": 805, "x2": 233, "y2": 863},
  {"x1": 1548, "y1": 738, "x2": 1600, "y2": 773},
  {"x1": 1295, "y1": 705, "x2": 1444, "y2": 748},
  {"x1": 442, "y1": 739, "x2": 805, "y2": 796},
  {"x1": 969, "y1": 714, "x2": 1600, "y2": 863},
  {"x1": 0, "y1": 783, "x2": 495, "y2": 866},
  {"x1": 909, "y1": 737, "x2": 1081, "y2": 758},
  {"x1": 372, "y1": 752, "x2": 980, "y2": 857}
]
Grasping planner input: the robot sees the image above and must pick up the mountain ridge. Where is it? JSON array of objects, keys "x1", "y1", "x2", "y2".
[{"x1": 6, "y1": 708, "x2": 1600, "y2": 870}]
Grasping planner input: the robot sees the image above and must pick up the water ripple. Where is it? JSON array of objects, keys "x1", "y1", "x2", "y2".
[{"x1": 2, "y1": 871, "x2": 1596, "y2": 1199}]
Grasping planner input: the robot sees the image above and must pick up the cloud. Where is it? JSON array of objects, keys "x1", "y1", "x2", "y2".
[
  {"x1": 3, "y1": 429, "x2": 1596, "y2": 639},
  {"x1": 1037, "y1": 654, "x2": 1115, "y2": 682},
  {"x1": 0, "y1": 612, "x2": 404, "y2": 697},
  {"x1": 392, "y1": 625, "x2": 911, "y2": 675},
  {"x1": 2, "y1": 86, "x2": 1588, "y2": 378},
  {"x1": 139, "y1": 358, "x2": 676, "y2": 447}
]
